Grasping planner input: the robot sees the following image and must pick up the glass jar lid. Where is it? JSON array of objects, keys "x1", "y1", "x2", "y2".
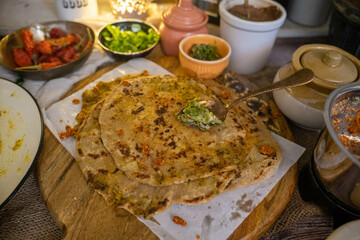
[{"x1": 292, "y1": 44, "x2": 360, "y2": 89}]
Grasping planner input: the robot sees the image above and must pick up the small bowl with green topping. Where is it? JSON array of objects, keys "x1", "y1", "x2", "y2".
[
  {"x1": 98, "y1": 19, "x2": 160, "y2": 61},
  {"x1": 179, "y1": 34, "x2": 231, "y2": 79}
]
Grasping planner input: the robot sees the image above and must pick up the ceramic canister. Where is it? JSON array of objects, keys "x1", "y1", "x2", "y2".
[
  {"x1": 273, "y1": 44, "x2": 360, "y2": 130},
  {"x1": 219, "y1": 0, "x2": 286, "y2": 75},
  {"x1": 159, "y1": 0, "x2": 208, "y2": 56}
]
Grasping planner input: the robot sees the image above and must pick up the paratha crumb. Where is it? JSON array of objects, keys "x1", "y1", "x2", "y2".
[
  {"x1": 197, "y1": 235, "x2": 200, "y2": 240},
  {"x1": 58, "y1": 125, "x2": 76, "y2": 139},
  {"x1": 173, "y1": 216, "x2": 187, "y2": 226},
  {"x1": 72, "y1": 98, "x2": 80, "y2": 104}
]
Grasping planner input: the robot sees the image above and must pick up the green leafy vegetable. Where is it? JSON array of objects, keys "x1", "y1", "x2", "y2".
[
  {"x1": 101, "y1": 23, "x2": 160, "y2": 53},
  {"x1": 177, "y1": 99, "x2": 222, "y2": 130},
  {"x1": 189, "y1": 43, "x2": 221, "y2": 61}
]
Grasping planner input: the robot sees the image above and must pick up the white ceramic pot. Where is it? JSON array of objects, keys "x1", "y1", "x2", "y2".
[
  {"x1": 219, "y1": 0, "x2": 286, "y2": 75},
  {"x1": 272, "y1": 63, "x2": 325, "y2": 130},
  {"x1": 272, "y1": 44, "x2": 360, "y2": 131}
]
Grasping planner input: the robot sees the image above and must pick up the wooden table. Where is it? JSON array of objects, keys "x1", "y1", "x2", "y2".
[{"x1": 0, "y1": 37, "x2": 342, "y2": 240}]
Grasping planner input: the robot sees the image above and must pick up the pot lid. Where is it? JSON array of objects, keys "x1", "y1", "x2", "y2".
[
  {"x1": 292, "y1": 44, "x2": 360, "y2": 89},
  {"x1": 162, "y1": 0, "x2": 208, "y2": 31}
]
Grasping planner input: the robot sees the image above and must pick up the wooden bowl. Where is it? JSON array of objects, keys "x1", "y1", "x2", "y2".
[{"x1": 179, "y1": 34, "x2": 231, "y2": 79}]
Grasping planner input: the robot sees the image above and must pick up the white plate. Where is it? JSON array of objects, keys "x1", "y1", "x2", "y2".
[
  {"x1": 326, "y1": 219, "x2": 360, "y2": 240},
  {"x1": 0, "y1": 78, "x2": 43, "y2": 208}
]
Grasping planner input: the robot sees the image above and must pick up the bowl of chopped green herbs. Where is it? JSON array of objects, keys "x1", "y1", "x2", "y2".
[
  {"x1": 179, "y1": 34, "x2": 231, "y2": 79},
  {"x1": 98, "y1": 19, "x2": 160, "y2": 61}
]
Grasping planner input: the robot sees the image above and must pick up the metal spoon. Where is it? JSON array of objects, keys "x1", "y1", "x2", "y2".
[{"x1": 206, "y1": 68, "x2": 314, "y2": 122}]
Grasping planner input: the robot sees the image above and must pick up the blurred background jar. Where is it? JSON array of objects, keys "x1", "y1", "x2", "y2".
[
  {"x1": 54, "y1": 0, "x2": 99, "y2": 21},
  {"x1": 287, "y1": 0, "x2": 332, "y2": 27},
  {"x1": 328, "y1": 0, "x2": 360, "y2": 58}
]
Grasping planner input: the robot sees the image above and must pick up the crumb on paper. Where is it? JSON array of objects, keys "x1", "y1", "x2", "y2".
[
  {"x1": 236, "y1": 194, "x2": 254, "y2": 213},
  {"x1": 11, "y1": 92, "x2": 15, "y2": 97},
  {"x1": 172, "y1": 216, "x2": 187, "y2": 226},
  {"x1": 230, "y1": 211, "x2": 241, "y2": 220},
  {"x1": 58, "y1": 125, "x2": 76, "y2": 139},
  {"x1": 196, "y1": 235, "x2": 200, "y2": 240},
  {"x1": 72, "y1": 98, "x2": 80, "y2": 104}
]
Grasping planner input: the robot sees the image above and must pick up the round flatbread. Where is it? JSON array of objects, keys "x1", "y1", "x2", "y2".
[
  {"x1": 76, "y1": 100, "x2": 234, "y2": 218},
  {"x1": 99, "y1": 75, "x2": 281, "y2": 186}
]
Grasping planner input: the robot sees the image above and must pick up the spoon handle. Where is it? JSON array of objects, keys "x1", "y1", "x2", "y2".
[{"x1": 228, "y1": 68, "x2": 314, "y2": 109}]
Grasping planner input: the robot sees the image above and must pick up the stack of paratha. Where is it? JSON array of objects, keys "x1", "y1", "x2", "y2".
[{"x1": 75, "y1": 73, "x2": 282, "y2": 219}]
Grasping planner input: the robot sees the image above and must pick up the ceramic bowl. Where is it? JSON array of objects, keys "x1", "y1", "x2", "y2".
[
  {"x1": 179, "y1": 34, "x2": 231, "y2": 79},
  {"x1": 98, "y1": 19, "x2": 160, "y2": 61},
  {"x1": 0, "y1": 21, "x2": 95, "y2": 80},
  {"x1": 219, "y1": 0, "x2": 286, "y2": 74}
]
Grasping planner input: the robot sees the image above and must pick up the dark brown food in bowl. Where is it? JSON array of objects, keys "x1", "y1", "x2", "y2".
[{"x1": 228, "y1": 4, "x2": 282, "y2": 21}]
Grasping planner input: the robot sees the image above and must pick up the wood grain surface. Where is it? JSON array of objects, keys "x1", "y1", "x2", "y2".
[{"x1": 36, "y1": 56, "x2": 297, "y2": 240}]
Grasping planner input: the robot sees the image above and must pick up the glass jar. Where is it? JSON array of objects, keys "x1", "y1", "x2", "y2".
[{"x1": 312, "y1": 82, "x2": 360, "y2": 217}]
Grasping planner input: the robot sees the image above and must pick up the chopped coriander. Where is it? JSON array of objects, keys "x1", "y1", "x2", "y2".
[
  {"x1": 177, "y1": 99, "x2": 222, "y2": 130},
  {"x1": 189, "y1": 43, "x2": 221, "y2": 61},
  {"x1": 100, "y1": 23, "x2": 159, "y2": 53}
]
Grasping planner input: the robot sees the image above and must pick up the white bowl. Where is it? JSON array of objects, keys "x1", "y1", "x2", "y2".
[{"x1": 219, "y1": 0, "x2": 286, "y2": 74}]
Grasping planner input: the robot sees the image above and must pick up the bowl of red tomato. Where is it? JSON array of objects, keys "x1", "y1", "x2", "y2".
[{"x1": 0, "y1": 21, "x2": 95, "y2": 80}]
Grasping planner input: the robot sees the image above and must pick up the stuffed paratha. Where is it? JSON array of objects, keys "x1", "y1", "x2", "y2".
[
  {"x1": 76, "y1": 100, "x2": 234, "y2": 218},
  {"x1": 75, "y1": 71, "x2": 150, "y2": 131},
  {"x1": 99, "y1": 75, "x2": 281, "y2": 186}
]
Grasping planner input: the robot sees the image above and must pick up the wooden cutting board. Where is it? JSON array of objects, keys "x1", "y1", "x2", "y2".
[{"x1": 36, "y1": 56, "x2": 296, "y2": 240}]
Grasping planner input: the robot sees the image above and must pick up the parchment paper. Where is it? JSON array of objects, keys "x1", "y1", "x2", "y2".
[{"x1": 43, "y1": 58, "x2": 305, "y2": 240}]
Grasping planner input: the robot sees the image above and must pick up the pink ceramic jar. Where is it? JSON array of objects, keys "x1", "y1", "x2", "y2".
[{"x1": 159, "y1": 0, "x2": 208, "y2": 56}]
